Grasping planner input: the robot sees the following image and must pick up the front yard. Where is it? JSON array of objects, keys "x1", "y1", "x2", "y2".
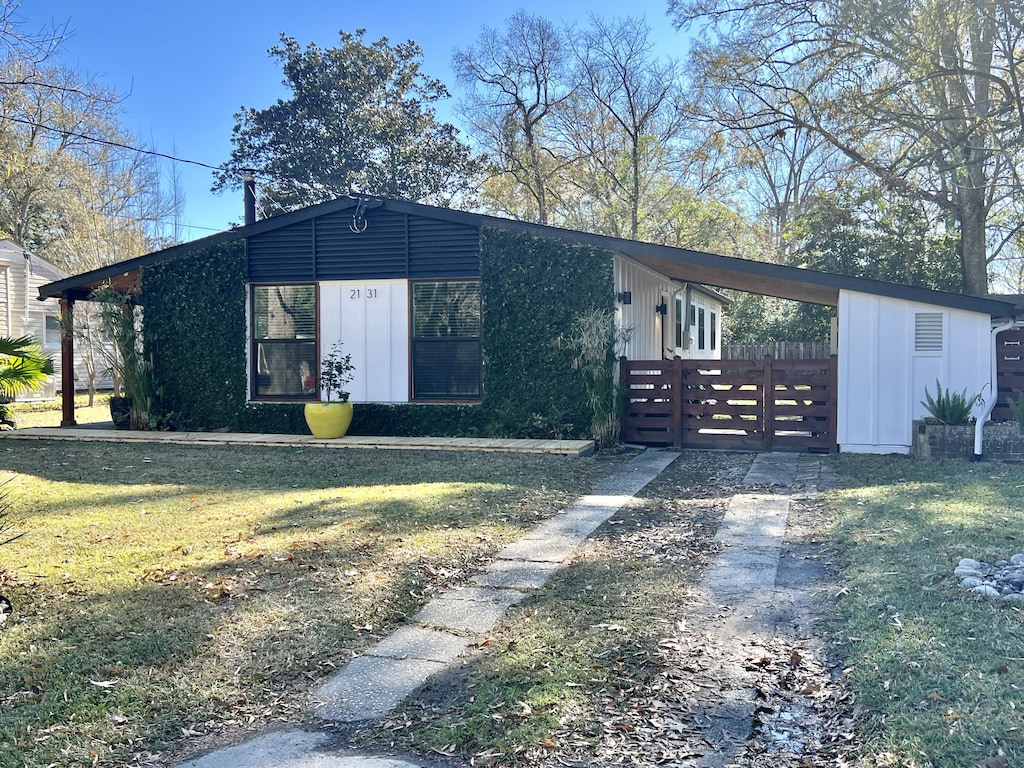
[
  {"x1": 1, "y1": 437, "x2": 1023, "y2": 768},
  {"x1": 0, "y1": 441, "x2": 623, "y2": 767}
]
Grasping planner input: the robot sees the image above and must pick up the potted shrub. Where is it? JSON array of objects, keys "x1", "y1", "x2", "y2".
[{"x1": 303, "y1": 342, "x2": 355, "y2": 439}]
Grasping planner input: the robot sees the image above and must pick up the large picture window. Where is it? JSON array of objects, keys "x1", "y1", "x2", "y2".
[
  {"x1": 412, "y1": 280, "x2": 481, "y2": 400},
  {"x1": 251, "y1": 284, "x2": 318, "y2": 399}
]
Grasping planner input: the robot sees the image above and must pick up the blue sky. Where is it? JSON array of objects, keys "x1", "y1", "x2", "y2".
[{"x1": 14, "y1": 0, "x2": 685, "y2": 241}]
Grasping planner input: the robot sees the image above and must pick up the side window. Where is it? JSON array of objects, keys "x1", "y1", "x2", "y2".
[
  {"x1": 710, "y1": 310, "x2": 718, "y2": 352},
  {"x1": 45, "y1": 315, "x2": 62, "y2": 346},
  {"x1": 251, "y1": 284, "x2": 318, "y2": 399},
  {"x1": 412, "y1": 280, "x2": 481, "y2": 400},
  {"x1": 698, "y1": 307, "x2": 706, "y2": 351},
  {"x1": 674, "y1": 296, "x2": 683, "y2": 349}
]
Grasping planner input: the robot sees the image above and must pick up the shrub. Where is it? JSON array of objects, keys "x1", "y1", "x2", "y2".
[
  {"x1": 920, "y1": 379, "x2": 978, "y2": 425},
  {"x1": 1007, "y1": 392, "x2": 1024, "y2": 427}
]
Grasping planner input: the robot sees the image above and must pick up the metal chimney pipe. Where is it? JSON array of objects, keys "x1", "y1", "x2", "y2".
[{"x1": 243, "y1": 169, "x2": 257, "y2": 225}]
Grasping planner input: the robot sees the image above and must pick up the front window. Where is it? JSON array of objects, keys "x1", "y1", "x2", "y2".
[
  {"x1": 412, "y1": 280, "x2": 481, "y2": 400},
  {"x1": 251, "y1": 284, "x2": 317, "y2": 399}
]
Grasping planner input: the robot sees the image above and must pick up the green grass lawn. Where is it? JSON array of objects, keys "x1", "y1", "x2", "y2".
[
  {"x1": 824, "y1": 454, "x2": 1024, "y2": 768},
  {"x1": 8, "y1": 393, "x2": 113, "y2": 429},
  {"x1": 0, "y1": 439, "x2": 625, "y2": 768},
  {"x1": 3, "y1": 424, "x2": 1022, "y2": 768}
]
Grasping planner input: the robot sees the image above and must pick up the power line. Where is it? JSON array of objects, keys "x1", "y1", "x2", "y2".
[{"x1": 1, "y1": 114, "x2": 221, "y2": 170}]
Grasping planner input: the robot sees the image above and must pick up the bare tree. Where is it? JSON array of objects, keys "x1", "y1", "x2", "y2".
[
  {"x1": 452, "y1": 11, "x2": 576, "y2": 224},
  {"x1": 672, "y1": 0, "x2": 1024, "y2": 295}
]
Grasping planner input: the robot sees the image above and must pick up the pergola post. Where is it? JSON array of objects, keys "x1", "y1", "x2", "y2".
[{"x1": 59, "y1": 296, "x2": 76, "y2": 427}]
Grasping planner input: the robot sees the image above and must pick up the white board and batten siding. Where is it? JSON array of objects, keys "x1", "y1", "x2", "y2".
[
  {"x1": 319, "y1": 280, "x2": 409, "y2": 403},
  {"x1": 837, "y1": 290, "x2": 991, "y2": 454},
  {"x1": 613, "y1": 254, "x2": 723, "y2": 361}
]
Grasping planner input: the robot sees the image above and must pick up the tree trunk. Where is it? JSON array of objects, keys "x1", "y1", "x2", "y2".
[{"x1": 959, "y1": 189, "x2": 989, "y2": 295}]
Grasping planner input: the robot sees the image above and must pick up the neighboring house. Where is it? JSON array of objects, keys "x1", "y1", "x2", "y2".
[
  {"x1": 38, "y1": 196, "x2": 1022, "y2": 453},
  {"x1": 0, "y1": 239, "x2": 63, "y2": 400}
]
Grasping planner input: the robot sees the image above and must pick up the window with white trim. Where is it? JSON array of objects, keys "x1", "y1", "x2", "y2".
[
  {"x1": 44, "y1": 315, "x2": 61, "y2": 346},
  {"x1": 251, "y1": 284, "x2": 318, "y2": 400}
]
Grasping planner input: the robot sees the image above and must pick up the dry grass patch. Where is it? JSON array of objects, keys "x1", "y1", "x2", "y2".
[
  {"x1": 0, "y1": 440, "x2": 622, "y2": 768},
  {"x1": 8, "y1": 393, "x2": 113, "y2": 429}
]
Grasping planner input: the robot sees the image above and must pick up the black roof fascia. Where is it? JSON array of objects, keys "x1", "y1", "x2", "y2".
[
  {"x1": 38, "y1": 195, "x2": 1023, "y2": 320},
  {"x1": 36, "y1": 196, "x2": 381, "y2": 301}
]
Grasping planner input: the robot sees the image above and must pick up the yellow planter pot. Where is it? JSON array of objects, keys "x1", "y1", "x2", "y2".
[{"x1": 303, "y1": 401, "x2": 354, "y2": 439}]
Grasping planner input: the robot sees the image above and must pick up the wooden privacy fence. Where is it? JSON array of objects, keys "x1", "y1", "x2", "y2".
[
  {"x1": 620, "y1": 356, "x2": 838, "y2": 453},
  {"x1": 994, "y1": 326, "x2": 1024, "y2": 422},
  {"x1": 722, "y1": 341, "x2": 832, "y2": 360}
]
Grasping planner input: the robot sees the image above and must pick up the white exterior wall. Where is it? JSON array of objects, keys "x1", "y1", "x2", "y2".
[
  {"x1": 319, "y1": 280, "x2": 409, "y2": 403},
  {"x1": 837, "y1": 290, "x2": 991, "y2": 454},
  {"x1": 614, "y1": 254, "x2": 675, "y2": 360},
  {"x1": 0, "y1": 241, "x2": 65, "y2": 399},
  {"x1": 613, "y1": 254, "x2": 724, "y2": 360}
]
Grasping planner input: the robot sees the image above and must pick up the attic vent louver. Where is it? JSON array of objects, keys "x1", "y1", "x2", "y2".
[{"x1": 915, "y1": 312, "x2": 943, "y2": 352}]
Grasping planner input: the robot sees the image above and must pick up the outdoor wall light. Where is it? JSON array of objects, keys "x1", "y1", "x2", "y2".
[
  {"x1": 655, "y1": 301, "x2": 668, "y2": 315},
  {"x1": 617, "y1": 291, "x2": 632, "y2": 305}
]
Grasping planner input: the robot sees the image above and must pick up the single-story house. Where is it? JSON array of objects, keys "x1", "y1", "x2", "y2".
[{"x1": 38, "y1": 196, "x2": 1022, "y2": 454}]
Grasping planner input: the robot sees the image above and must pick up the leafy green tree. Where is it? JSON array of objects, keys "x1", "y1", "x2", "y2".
[
  {"x1": 672, "y1": 0, "x2": 1024, "y2": 294},
  {"x1": 215, "y1": 30, "x2": 482, "y2": 212},
  {"x1": 790, "y1": 188, "x2": 963, "y2": 292}
]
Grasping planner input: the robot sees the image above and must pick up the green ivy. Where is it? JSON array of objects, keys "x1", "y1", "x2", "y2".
[
  {"x1": 142, "y1": 241, "x2": 252, "y2": 431},
  {"x1": 140, "y1": 225, "x2": 612, "y2": 438},
  {"x1": 477, "y1": 227, "x2": 612, "y2": 438}
]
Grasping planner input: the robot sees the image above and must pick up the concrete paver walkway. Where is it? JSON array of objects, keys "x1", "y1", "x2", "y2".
[
  {"x1": 176, "y1": 450, "x2": 825, "y2": 768},
  {"x1": 177, "y1": 449, "x2": 679, "y2": 768}
]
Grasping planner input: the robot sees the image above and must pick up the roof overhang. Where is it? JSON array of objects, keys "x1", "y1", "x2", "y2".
[{"x1": 36, "y1": 196, "x2": 1023, "y2": 321}]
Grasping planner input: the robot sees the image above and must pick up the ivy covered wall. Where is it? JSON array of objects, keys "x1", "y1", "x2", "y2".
[{"x1": 142, "y1": 224, "x2": 613, "y2": 438}]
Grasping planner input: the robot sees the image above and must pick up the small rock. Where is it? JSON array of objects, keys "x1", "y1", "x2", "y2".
[
  {"x1": 954, "y1": 567, "x2": 984, "y2": 579},
  {"x1": 960, "y1": 577, "x2": 984, "y2": 588},
  {"x1": 972, "y1": 584, "x2": 1001, "y2": 598},
  {"x1": 996, "y1": 560, "x2": 1010, "y2": 568},
  {"x1": 958, "y1": 558, "x2": 982, "y2": 569},
  {"x1": 1012, "y1": 554, "x2": 1024, "y2": 566},
  {"x1": 1003, "y1": 593, "x2": 1024, "y2": 603}
]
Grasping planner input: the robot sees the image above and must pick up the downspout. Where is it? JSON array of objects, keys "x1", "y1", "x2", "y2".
[
  {"x1": 972, "y1": 317, "x2": 1017, "y2": 460},
  {"x1": 22, "y1": 250, "x2": 31, "y2": 333}
]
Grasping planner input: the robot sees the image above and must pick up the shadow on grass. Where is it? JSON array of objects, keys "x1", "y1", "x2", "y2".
[
  {"x1": 819, "y1": 453, "x2": 1024, "y2": 766},
  {"x1": 0, "y1": 535, "x2": 430, "y2": 768}
]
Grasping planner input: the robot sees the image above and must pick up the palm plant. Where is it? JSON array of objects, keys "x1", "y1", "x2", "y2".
[{"x1": 0, "y1": 335, "x2": 54, "y2": 426}]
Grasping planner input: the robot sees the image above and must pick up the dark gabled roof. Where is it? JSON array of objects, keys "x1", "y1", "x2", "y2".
[{"x1": 37, "y1": 196, "x2": 1022, "y2": 319}]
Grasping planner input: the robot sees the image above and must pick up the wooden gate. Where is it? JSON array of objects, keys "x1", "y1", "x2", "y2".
[{"x1": 619, "y1": 356, "x2": 838, "y2": 453}]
